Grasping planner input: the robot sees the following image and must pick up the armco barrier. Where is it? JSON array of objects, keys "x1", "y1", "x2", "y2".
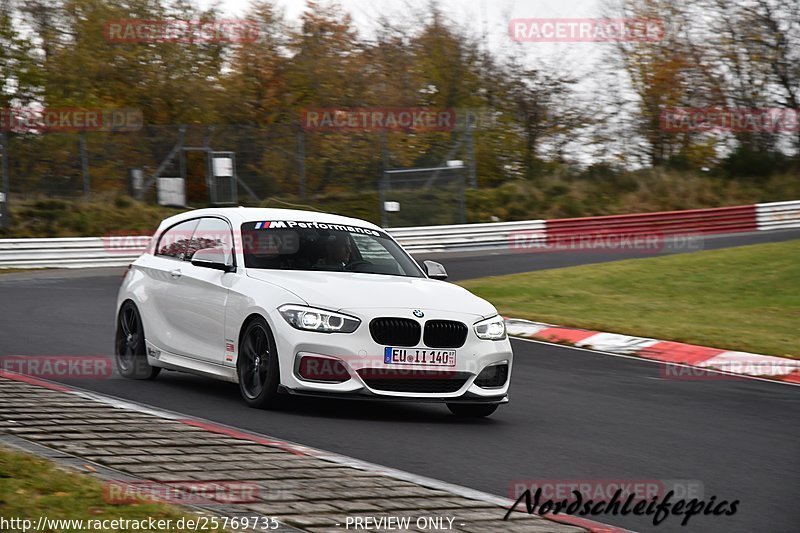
[
  {"x1": 545, "y1": 204, "x2": 758, "y2": 242},
  {"x1": 0, "y1": 237, "x2": 147, "y2": 269},
  {"x1": 756, "y1": 200, "x2": 800, "y2": 231},
  {"x1": 389, "y1": 220, "x2": 545, "y2": 252},
  {"x1": 0, "y1": 200, "x2": 797, "y2": 269},
  {"x1": 0, "y1": 221, "x2": 546, "y2": 268}
]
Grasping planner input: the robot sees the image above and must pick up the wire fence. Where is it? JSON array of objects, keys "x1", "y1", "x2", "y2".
[
  {"x1": 381, "y1": 166, "x2": 466, "y2": 227},
  {"x1": 0, "y1": 123, "x2": 477, "y2": 227}
]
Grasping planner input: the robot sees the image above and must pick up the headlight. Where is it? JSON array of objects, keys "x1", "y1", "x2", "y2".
[
  {"x1": 278, "y1": 305, "x2": 360, "y2": 333},
  {"x1": 474, "y1": 315, "x2": 507, "y2": 340}
]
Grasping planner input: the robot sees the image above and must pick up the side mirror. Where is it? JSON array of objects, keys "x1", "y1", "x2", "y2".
[
  {"x1": 191, "y1": 247, "x2": 235, "y2": 273},
  {"x1": 423, "y1": 260, "x2": 448, "y2": 280}
]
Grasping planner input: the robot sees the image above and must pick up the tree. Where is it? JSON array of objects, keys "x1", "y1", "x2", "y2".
[
  {"x1": 0, "y1": 0, "x2": 40, "y2": 107},
  {"x1": 607, "y1": 0, "x2": 725, "y2": 167}
]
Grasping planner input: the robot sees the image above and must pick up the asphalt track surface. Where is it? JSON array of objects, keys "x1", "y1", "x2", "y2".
[
  {"x1": 418, "y1": 227, "x2": 800, "y2": 280},
  {"x1": 1, "y1": 229, "x2": 799, "y2": 533}
]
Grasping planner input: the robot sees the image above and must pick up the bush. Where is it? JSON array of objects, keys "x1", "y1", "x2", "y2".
[
  {"x1": 2, "y1": 168, "x2": 798, "y2": 238},
  {"x1": 721, "y1": 147, "x2": 792, "y2": 179}
]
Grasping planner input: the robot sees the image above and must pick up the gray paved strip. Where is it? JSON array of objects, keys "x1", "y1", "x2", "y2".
[
  {"x1": 0, "y1": 376, "x2": 586, "y2": 533},
  {"x1": 0, "y1": 431, "x2": 301, "y2": 533}
]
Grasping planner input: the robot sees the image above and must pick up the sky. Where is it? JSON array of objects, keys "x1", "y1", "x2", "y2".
[
  {"x1": 195, "y1": 0, "x2": 625, "y2": 164},
  {"x1": 198, "y1": 0, "x2": 611, "y2": 77},
  {"x1": 202, "y1": 0, "x2": 616, "y2": 100},
  {"x1": 209, "y1": 0, "x2": 605, "y2": 22}
]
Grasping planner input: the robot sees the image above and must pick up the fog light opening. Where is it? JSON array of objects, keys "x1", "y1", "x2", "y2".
[
  {"x1": 474, "y1": 363, "x2": 509, "y2": 389},
  {"x1": 297, "y1": 355, "x2": 351, "y2": 383}
]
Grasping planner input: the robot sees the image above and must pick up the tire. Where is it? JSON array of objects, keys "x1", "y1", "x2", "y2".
[
  {"x1": 115, "y1": 301, "x2": 161, "y2": 380},
  {"x1": 237, "y1": 317, "x2": 281, "y2": 409},
  {"x1": 447, "y1": 403, "x2": 499, "y2": 418}
]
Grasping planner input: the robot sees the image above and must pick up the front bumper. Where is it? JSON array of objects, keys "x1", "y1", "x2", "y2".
[
  {"x1": 278, "y1": 386, "x2": 509, "y2": 404},
  {"x1": 268, "y1": 307, "x2": 513, "y2": 402}
]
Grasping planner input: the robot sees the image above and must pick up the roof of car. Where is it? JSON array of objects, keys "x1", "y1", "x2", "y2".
[{"x1": 158, "y1": 207, "x2": 383, "y2": 232}]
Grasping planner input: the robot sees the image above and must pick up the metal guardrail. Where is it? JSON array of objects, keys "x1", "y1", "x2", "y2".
[
  {"x1": 0, "y1": 237, "x2": 147, "y2": 268},
  {"x1": 756, "y1": 200, "x2": 800, "y2": 231},
  {"x1": 390, "y1": 220, "x2": 545, "y2": 252},
  {"x1": 545, "y1": 205, "x2": 758, "y2": 237},
  {"x1": 0, "y1": 220, "x2": 546, "y2": 268},
  {"x1": 0, "y1": 200, "x2": 797, "y2": 269}
]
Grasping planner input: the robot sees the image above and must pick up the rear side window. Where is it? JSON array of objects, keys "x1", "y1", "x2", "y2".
[
  {"x1": 155, "y1": 219, "x2": 200, "y2": 260},
  {"x1": 186, "y1": 217, "x2": 235, "y2": 264}
]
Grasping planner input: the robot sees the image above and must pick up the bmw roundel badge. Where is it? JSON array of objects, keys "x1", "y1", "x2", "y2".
[{"x1": 413, "y1": 309, "x2": 424, "y2": 318}]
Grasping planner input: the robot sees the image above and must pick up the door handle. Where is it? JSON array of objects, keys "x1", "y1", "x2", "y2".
[{"x1": 170, "y1": 269, "x2": 182, "y2": 279}]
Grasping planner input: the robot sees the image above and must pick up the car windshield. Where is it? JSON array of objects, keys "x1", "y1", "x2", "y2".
[{"x1": 240, "y1": 221, "x2": 425, "y2": 278}]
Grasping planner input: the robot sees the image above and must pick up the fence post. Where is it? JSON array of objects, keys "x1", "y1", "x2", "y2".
[
  {"x1": 379, "y1": 171, "x2": 388, "y2": 228},
  {"x1": 297, "y1": 128, "x2": 306, "y2": 200},
  {"x1": 0, "y1": 132, "x2": 8, "y2": 229},
  {"x1": 466, "y1": 128, "x2": 477, "y2": 189},
  {"x1": 460, "y1": 168, "x2": 467, "y2": 224},
  {"x1": 379, "y1": 131, "x2": 389, "y2": 228},
  {"x1": 79, "y1": 131, "x2": 90, "y2": 199}
]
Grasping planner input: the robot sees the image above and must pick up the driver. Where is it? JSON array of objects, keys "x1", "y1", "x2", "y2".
[{"x1": 324, "y1": 233, "x2": 353, "y2": 268}]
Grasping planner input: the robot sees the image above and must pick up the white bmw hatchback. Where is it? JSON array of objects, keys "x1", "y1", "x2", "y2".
[{"x1": 116, "y1": 208, "x2": 512, "y2": 417}]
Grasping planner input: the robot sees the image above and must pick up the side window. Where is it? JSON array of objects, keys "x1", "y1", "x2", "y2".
[
  {"x1": 155, "y1": 219, "x2": 200, "y2": 261},
  {"x1": 186, "y1": 217, "x2": 234, "y2": 264},
  {"x1": 352, "y1": 234, "x2": 394, "y2": 262}
]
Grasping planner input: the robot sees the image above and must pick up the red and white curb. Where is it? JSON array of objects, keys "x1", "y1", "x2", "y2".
[{"x1": 505, "y1": 318, "x2": 800, "y2": 385}]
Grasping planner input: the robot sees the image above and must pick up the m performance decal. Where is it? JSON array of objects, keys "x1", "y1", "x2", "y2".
[
  {"x1": 254, "y1": 220, "x2": 383, "y2": 237},
  {"x1": 254, "y1": 221, "x2": 288, "y2": 229}
]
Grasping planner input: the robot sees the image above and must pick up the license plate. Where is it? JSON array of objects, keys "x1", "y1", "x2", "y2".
[{"x1": 384, "y1": 347, "x2": 456, "y2": 367}]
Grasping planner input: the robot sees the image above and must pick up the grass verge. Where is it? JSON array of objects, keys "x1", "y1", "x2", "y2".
[
  {"x1": 459, "y1": 240, "x2": 800, "y2": 359},
  {"x1": 0, "y1": 446, "x2": 226, "y2": 532}
]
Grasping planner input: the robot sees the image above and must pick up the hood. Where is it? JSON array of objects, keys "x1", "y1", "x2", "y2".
[{"x1": 246, "y1": 269, "x2": 497, "y2": 318}]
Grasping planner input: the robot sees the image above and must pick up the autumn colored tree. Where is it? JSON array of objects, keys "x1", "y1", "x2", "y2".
[
  {"x1": 704, "y1": 0, "x2": 799, "y2": 162},
  {"x1": 0, "y1": 0, "x2": 795, "y2": 201}
]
